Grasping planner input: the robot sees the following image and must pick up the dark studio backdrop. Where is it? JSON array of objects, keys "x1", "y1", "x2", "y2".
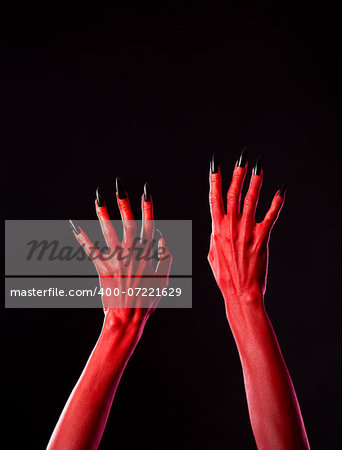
[{"x1": 1, "y1": 2, "x2": 340, "y2": 449}]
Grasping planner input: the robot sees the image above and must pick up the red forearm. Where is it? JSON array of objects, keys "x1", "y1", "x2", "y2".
[
  {"x1": 53, "y1": 182, "x2": 171, "y2": 449},
  {"x1": 208, "y1": 152, "x2": 310, "y2": 448},
  {"x1": 47, "y1": 314, "x2": 143, "y2": 450},
  {"x1": 225, "y1": 295, "x2": 309, "y2": 450}
]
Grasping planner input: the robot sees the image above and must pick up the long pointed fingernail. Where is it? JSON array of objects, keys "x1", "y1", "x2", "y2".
[
  {"x1": 96, "y1": 186, "x2": 105, "y2": 207},
  {"x1": 144, "y1": 182, "x2": 151, "y2": 202},
  {"x1": 278, "y1": 182, "x2": 288, "y2": 197},
  {"x1": 116, "y1": 177, "x2": 127, "y2": 199},
  {"x1": 69, "y1": 219, "x2": 81, "y2": 235},
  {"x1": 237, "y1": 147, "x2": 248, "y2": 168},
  {"x1": 253, "y1": 156, "x2": 262, "y2": 175},
  {"x1": 155, "y1": 228, "x2": 163, "y2": 238},
  {"x1": 210, "y1": 154, "x2": 218, "y2": 174}
]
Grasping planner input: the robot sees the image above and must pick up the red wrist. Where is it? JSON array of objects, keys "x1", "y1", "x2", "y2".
[
  {"x1": 222, "y1": 292, "x2": 266, "y2": 331},
  {"x1": 101, "y1": 312, "x2": 145, "y2": 353},
  {"x1": 222, "y1": 290, "x2": 265, "y2": 310}
]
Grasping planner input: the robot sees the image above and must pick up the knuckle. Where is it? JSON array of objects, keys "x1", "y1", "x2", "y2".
[
  {"x1": 97, "y1": 209, "x2": 107, "y2": 218},
  {"x1": 227, "y1": 190, "x2": 238, "y2": 201},
  {"x1": 127, "y1": 223, "x2": 137, "y2": 232},
  {"x1": 123, "y1": 218, "x2": 136, "y2": 228},
  {"x1": 209, "y1": 194, "x2": 219, "y2": 205},
  {"x1": 120, "y1": 203, "x2": 131, "y2": 213},
  {"x1": 232, "y1": 171, "x2": 242, "y2": 181},
  {"x1": 209, "y1": 192, "x2": 218, "y2": 202},
  {"x1": 243, "y1": 196, "x2": 256, "y2": 209},
  {"x1": 77, "y1": 234, "x2": 86, "y2": 243},
  {"x1": 263, "y1": 216, "x2": 273, "y2": 226},
  {"x1": 144, "y1": 223, "x2": 153, "y2": 232},
  {"x1": 144, "y1": 202, "x2": 153, "y2": 212},
  {"x1": 210, "y1": 176, "x2": 220, "y2": 184}
]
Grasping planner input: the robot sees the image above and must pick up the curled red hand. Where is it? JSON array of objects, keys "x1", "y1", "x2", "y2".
[{"x1": 71, "y1": 180, "x2": 172, "y2": 327}]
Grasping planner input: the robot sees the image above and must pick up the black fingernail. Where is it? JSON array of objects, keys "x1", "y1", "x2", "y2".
[
  {"x1": 237, "y1": 147, "x2": 248, "y2": 168},
  {"x1": 96, "y1": 186, "x2": 105, "y2": 207},
  {"x1": 144, "y1": 182, "x2": 151, "y2": 202},
  {"x1": 277, "y1": 182, "x2": 288, "y2": 197},
  {"x1": 210, "y1": 154, "x2": 219, "y2": 174},
  {"x1": 116, "y1": 177, "x2": 127, "y2": 199},
  {"x1": 253, "y1": 156, "x2": 262, "y2": 175},
  {"x1": 69, "y1": 219, "x2": 81, "y2": 235}
]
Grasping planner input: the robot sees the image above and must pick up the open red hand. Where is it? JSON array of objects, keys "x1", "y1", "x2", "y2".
[{"x1": 208, "y1": 150, "x2": 309, "y2": 450}]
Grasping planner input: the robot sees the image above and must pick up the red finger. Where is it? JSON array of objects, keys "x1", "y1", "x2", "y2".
[
  {"x1": 115, "y1": 177, "x2": 137, "y2": 241},
  {"x1": 242, "y1": 156, "x2": 263, "y2": 223},
  {"x1": 95, "y1": 187, "x2": 119, "y2": 251},
  {"x1": 155, "y1": 236, "x2": 172, "y2": 279},
  {"x1": 69, "y1": 220, "x2": 106, "y2": 273},
  {"x1": 209, "y1": 155, "x2": 225, "y2": 224},
  {"x1": 141, "y1": 182, "x2": 154, "y2": 240},
  {"x1": 227, "y1": 154, "x2": 248, "y2": 217},
  {"x1": 259, "y1": 184, "x2": 287, "y2": 245}
]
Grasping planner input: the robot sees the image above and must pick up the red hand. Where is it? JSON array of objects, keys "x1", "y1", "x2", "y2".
[
  {"x1": 208, "y1": 152, "x2": 310, "y2": 450},
  {"x1": 48, "y1": 181, "x2": 171, "y2": 450}
]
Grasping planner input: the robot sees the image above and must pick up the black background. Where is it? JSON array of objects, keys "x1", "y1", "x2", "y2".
[{"x1": 1, "y1": 2, "x2": 341, "y2": 449}]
